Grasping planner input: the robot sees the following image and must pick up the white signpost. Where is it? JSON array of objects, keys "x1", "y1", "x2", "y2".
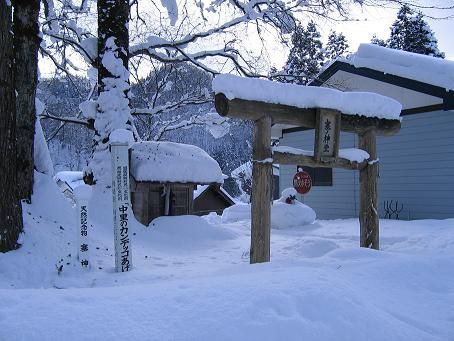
[
  {"x1": 110, "y1": 129, "x2": 134, "y2": 272},
  {"x1": 74, "y1": 184, "x2": 93, "y2": 269}
]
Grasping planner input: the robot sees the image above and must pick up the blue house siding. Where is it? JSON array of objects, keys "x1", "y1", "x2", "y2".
[
  {"x1": 279, "y1": 110, "x2": 454, "y2": 220},
  {"x1": 377, "y1": 110, "x2": 454, "y2": 219},
  {"x1": 279, "y1": 130, "x2": 360, "y2": 219}
]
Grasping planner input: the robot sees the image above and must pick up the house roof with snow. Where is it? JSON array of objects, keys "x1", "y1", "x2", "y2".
[
  {"x1": 272, "y1": 44, "x2": 454, "y2": 138},
  {"x1": 130, "y1": 141, "x2": 223, "y2": 184},
  {"x1": 312, "y1": 44, "x2": 454, "y2": 115}
]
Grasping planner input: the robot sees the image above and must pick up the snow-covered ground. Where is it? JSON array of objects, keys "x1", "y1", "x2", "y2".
[{"x1": 1, "y1": 173, "x2": 453, "y2": 340}]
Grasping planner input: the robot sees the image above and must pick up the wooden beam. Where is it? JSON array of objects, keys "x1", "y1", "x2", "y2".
[
  {"x1": 273, "y1": 152, "x2": 368, "y2": 170},
  {"x1": 216, "y1": 93, "x2": 316, "y2": 126},
  {"x1": 215, "y1": 93, "x2": 401, "y2": 136},
  {"x1": 359, "y1": 130, "x2": 379, "y2": 250},
  {"x1": 250, "y1": 116, "x2": 272, "y2": 264}
]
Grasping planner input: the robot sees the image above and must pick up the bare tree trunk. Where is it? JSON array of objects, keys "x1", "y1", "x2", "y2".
[
  {"x1": 0, "y1": 1, "x2": 24, "y2": 252},
  {"x1": 13, "y1": 0, "x2": 41, "y2": 202}
]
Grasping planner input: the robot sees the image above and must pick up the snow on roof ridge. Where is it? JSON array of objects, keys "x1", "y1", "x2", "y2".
[
  {"x1": 349, "y1": 43, "x2": 454, "y2": 91},
  {"x1": 213, "y1": 74, "x2": 402, "y2": 120}
]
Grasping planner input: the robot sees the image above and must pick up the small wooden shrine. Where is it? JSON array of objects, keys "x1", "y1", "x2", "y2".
[{"x1": 129, "y1": 141, "x2": 223, "y2": 225}]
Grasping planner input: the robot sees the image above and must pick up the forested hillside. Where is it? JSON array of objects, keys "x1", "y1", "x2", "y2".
[{"x1": 37, "y1": 64, "x2": 252, "y2": 196}]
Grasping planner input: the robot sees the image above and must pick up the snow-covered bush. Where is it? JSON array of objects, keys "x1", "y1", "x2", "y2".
[{"x1": 222, "y1": 188, "x2": 316, "y2": 228}]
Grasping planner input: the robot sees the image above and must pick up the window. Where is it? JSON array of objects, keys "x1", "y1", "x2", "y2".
[{"x1": 297, "y1": 165, "x2": 332, "y2": 186}]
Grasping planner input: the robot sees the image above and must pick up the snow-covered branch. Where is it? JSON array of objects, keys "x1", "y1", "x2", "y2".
[
  {"x1": 131, "y1": 96, "x2": 212, "y2": 117},
  {"x1": 152, "y1": 112, "x2": 230, "y2": 141}
]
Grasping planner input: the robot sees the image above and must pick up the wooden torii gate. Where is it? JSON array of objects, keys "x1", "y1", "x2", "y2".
[{"x1": 215, "y1": 92, "x2": 401, "y2": 264}]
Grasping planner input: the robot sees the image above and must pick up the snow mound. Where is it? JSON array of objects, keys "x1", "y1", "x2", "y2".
[
  {"x1": 293, "y1": 238, "x2": 339, "y2": 258},
  {"x1": 30, "y1": 172, "x2": 75, "y2": 223},
  {"x1": 222, "y1": 202, "x2": 316, "y2": 228},
  {"x1": 221, "y1": 203, "x2": 251, "y2": 223},
  {"x1": 0, "y1": 172, "x2": 76, "y2": 288},
  {"x1": 54, "y1": 171, "x2": 85, "y2": 192},
  {"x1": 147, "y1": 216, "x2": 236, "y2": 252},
  {"x1": 272, "y1": 202, "x2": 316, "y2": 228}
]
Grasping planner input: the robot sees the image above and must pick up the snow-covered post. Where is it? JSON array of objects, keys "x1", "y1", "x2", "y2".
[
  {"x1": 74, "y1": 185, "x2": 93, "y2": 269},
  {"x1": 359, "y1": 130, "x2": 379, "y2": 250},
  {"x1": 250, "y1": 116, "x2": 272, "y2": 264},
  {"x1": 110, "y1": 129, "x2": 134, "y2": 272}
]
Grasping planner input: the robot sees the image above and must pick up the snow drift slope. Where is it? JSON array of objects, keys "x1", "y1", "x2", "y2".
[{"x1": 0, "y1": 174, "x2": 453, "y2": 340}]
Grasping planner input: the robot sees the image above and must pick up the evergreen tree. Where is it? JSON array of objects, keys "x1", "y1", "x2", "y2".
[
  {"x1": 388, "y1": 5, "x2": 444, "y2": 58},
  {"x1": 370, "y1": 34, "x2": 386, "y2": 47},
  {"x1": 283, "y1": 21, "x2": 324, "y2": 85},
  {"x1": 324, "y1": 30, "x2": 349, "y2": 64}
]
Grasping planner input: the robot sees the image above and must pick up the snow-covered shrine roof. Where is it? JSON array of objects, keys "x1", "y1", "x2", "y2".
[
  {"x1": 130, "y1": 141, "x2": 223, "y2": 184},
  {"x1": 194, "y1": 184, "x2": 236, "y2": 204},
  {"x1": 347, "y1": 44, "x2": 454, "y2": 91},
  {"x1": 213, "y1": 74, "x2": 402, "y2": 120}
]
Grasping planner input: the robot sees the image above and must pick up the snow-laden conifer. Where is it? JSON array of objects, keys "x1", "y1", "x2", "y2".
[
  {"x1": 324, "y1": 30, "x2": 349, "y2": 64},
  {"x1": 388, "y1": 5, "x2": 444, "y2": 58},
  {"x1": 283, "y1": 21, "x2": 324, "y2": 85}
]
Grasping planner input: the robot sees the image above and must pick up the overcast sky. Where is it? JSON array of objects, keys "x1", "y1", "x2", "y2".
[
  {"x1": 332, "y1": 2, "x2": 454, "y2": 59},
  {"x1": 38, "y1": 1, "x2": 454, "y2": 78}
]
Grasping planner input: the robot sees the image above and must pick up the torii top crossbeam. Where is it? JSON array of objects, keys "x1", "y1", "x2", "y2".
[{"x1": 213, "y1": 74, "x2": 402, "y2": 136}]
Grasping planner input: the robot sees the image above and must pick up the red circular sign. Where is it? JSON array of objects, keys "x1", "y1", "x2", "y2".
[{"x1": 293, "y1": 171, "x2": 312, "y2": 194}]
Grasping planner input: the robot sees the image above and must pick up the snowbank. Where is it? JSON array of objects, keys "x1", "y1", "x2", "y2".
[
  {"x1": 147, "y1": 216, "x2": 236, "y2": 252},
  {"x1": 0, "y1": 172, "x2": 76, "y2": 288},
  {"x1": 34, "y1": 99, "x2": 54, "y2": 176},
  {"x1": 1, "y1": 168, "x2": 454, "y2": 341},
  {"x1": 4, "y1": 214, "x2": 454, "y2": 341},
  {"x1": 54, "y1": 171, "x2": 85, "y2": 190},
  {"x1": 130, "y1": 141, "x2": 223, "y2": 183},
  {"x1": 213, "y1": 74, "x2": 402, "y2": 120},
  {"x1": 30, "y1": 172, "x2": 75, "y2": 223},
  {"x1": 222, "y1": 201, "x2": 316, "y2": 228}
]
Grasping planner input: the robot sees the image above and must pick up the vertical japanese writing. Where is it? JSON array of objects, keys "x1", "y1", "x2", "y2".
[
  {"x1": 79, "y1": 204, "x2": 89, "y2": 268},
  {"x1": 74, "y1": 185, "x2": 92, "y2": 270},
  {"x1": 119, "y1": 204, "x2": 130, "y2": 271},
  {"x1": 111, "y1": 142, "x2": 132, "y2": 272},
  {"x1": 323, "y1": 118, "x2": 332, "y2": 154},
  {"x1": 316, "y1": 110, "x2": 339, "y2": 161}
]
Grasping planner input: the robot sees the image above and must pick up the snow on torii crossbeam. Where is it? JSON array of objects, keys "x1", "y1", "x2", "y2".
[{"x1": 213, "y1": 74, "x2": 402, "y2": 264}]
